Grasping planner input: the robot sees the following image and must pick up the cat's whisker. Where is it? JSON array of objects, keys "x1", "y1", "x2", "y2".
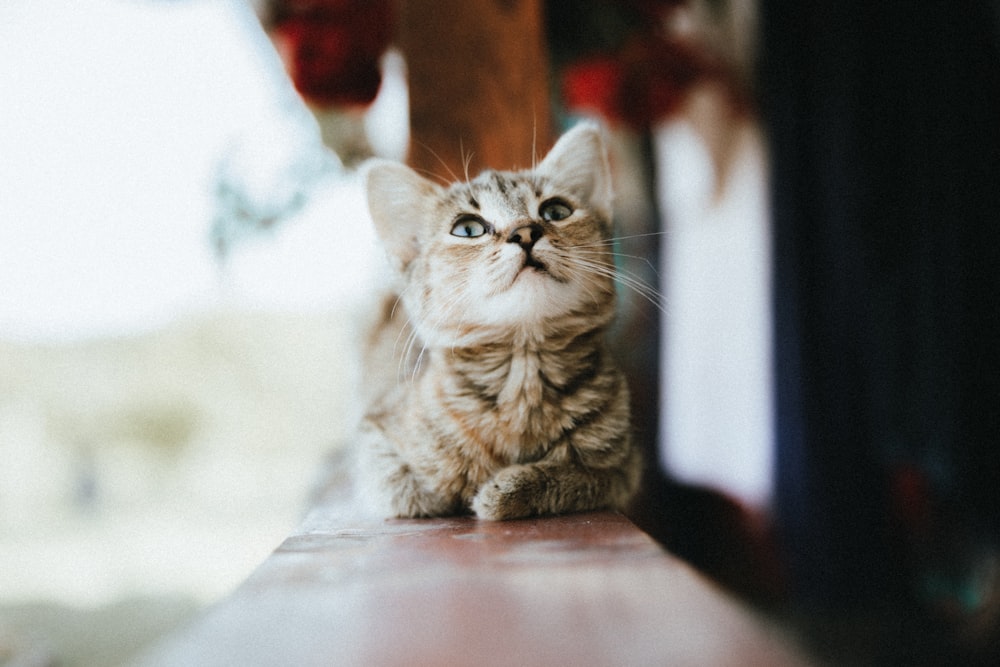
[
  {"x1": 565, "y1": 231, "x2": 668, "y2": 250},
  {"x1": 461, "y1": 140, "x2": 474, "y2": 186},
  {"x1": 411, "y1": 138, "x2": 461, "y2": 185},
  {"x1": 562, "y1": 232, "x2": 665, "y2": 280},
  {"x1": 548, "y1": 250, "x2": 617, "y2": 308},
  {"x1": 559, "y1": 253, "x2": 667, "y2": 314},
  {"x1": 412, "y1": 166, "x2": 454, "y2": 187},
  {"x1": 569, "y1": 263, "x2": 607, "y2": 309},
  {"x1": 393, "y1": 295, "x2": 431, "y2": 386},
  {"x1": 531, "y1": 116, "x2": 538, "y2": 172},
  {"x1": 572, "y1": 249, "x2": 661, "y2": 280},
  {"x1": 389, "y1": 287, "x2": 417, "y2": 338},
  {"x1": 585, "y1": 260, "x2": 664, "y2": 306},
  {"x1": 412, "y1": 344, "x2": 429, "y2": 383},
  {"x1": 606, "y1": 231, "x2": 669, "y2": 244},
  {"x1": 422, "y1": 284, "x2": 473, "y2": 350},
  {"x1": 399, "y1": 309, "x2": 434, "y2": 384},
  {"x1": 389, "y1": 294, "x2": 405, "y2": 319},
  {"x1": 399, "y1": 324, "x2": 423, "y2": 385}
]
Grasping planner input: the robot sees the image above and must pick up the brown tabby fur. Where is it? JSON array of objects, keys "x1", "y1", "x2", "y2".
[{"x1": 356, "y1": 122, "x2": 640, "y2": 520}]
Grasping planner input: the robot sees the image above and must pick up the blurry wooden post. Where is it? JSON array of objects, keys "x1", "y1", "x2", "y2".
[{"x1": 394, "y1": 0, "x2": 552, "y2": 177}]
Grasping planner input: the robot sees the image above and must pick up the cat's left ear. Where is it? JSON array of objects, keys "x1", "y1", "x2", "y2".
[
  {"x1": 537, "y1": 121, "x2": 613, "y2": 221},
  {"x1": 364, "y1": 159, "x2": 442, "y2": 272}
]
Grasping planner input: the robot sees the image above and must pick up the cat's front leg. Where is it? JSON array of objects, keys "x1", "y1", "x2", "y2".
[
  {"x1": 356, "y1": 422, "x2": 459, "y2": 518},
  {"x1": 471, "y1": 443, "x2": 640, "y2": 520},
  {"x1": 471, "y1": 464, "x2": 548, "y2": 520},
  {"x1": 384, "y1": 461, "x2": 459, "y2": 517},
  {"x1": 361, "y1": 455, "x2": 460, "y2": 518}
]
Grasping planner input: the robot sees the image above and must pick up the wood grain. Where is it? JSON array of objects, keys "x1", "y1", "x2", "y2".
[
  {"x1": 140, "y1": 505, "x2": 813, "y2": 666},
  {"x1": 395, "y1": 0, "x2": 554, "y2": 179}
]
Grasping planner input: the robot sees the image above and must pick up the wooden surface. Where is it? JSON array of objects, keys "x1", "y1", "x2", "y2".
[
  {"x1": 395, "y1": 0, "x2": 553, "y2": 177},
  {"x1": 140, "y1": 500, "x2": 813, "y2": 666}
]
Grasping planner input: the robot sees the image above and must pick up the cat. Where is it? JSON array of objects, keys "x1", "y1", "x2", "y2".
[{"x1": 354, "y1": 122, "x2": 641, "y2": 520}]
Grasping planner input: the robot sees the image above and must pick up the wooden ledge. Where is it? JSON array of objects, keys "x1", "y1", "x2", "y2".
[{"x1": 140, "y1": 504, "x2": 813, "y2": 666}]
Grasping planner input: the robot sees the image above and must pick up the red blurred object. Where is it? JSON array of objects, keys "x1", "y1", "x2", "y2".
[
  {"x1": 561, "y1": 56, "x2": 627, "y2": 125},
  {"x1": 560, "y1": 32, "x2": 711, "y2": 129},
  {"x1": 267, "y1": 0, "x2": 392, "y2": 108}
]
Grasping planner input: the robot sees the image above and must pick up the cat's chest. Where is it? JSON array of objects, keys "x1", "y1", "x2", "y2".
[
  {"x1": 496, "y1": 348, "x2": 543, "y2": 407},
  {"x1": 446, "y1": 346, "x2": 550, "y2": 414},
  {"x1": 434, "y1": 347, "x2": 578, "y2": 463}
]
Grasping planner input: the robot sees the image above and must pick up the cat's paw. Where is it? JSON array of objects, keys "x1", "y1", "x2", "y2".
[
  {"x1": 389, "y1": 480, "x2": 455, "y2": 518},
  {"x1": 472, "y1": 465, "x2": 546, "y2": 520},
  {"x1": 378, "y1": 465, "x2": 458, "y2": 518}
]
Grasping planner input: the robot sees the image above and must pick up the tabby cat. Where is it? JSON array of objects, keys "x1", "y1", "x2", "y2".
[{"x1": 355, "y1": 122, "x2": 640, "y2": 520}]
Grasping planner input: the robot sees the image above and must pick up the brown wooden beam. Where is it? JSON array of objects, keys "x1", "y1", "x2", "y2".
[
  {"x1": 140, "y1": 504, "x2": 814, "y2": 666},
  {"x1": 394, "y1": 0, "x2": 553, "y2": 179}
]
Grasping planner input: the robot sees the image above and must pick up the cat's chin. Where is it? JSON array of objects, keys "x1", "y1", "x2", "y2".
[
  {"x1": 513, "y1": 263, "x2": 551, "y2": 284},
  {"x1": 506, "y1": 251, "x2": 569, "y2": 288},
  {"x1": 480, "y1": 279, "x2": 584, "y2": 328}
]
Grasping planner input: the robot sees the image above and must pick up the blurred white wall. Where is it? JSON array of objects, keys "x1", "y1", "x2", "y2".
[
  {"x1": 0, "y1": 0, "x2": 393, "y2": 344},
  {"x1": 0, "y1": 0, "x2": 404, "y2": 615},
  {"x1": 655, "y1": 102, "x2": 774, "y2": 509}
]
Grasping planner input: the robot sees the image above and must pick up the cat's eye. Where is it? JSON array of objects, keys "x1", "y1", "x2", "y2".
[
  {"x1": 539, "y1": 198, "x2": 573, "y2": 222},
  {"x1": 450, "y1": 215, "x2": 488, "y2": 238}
]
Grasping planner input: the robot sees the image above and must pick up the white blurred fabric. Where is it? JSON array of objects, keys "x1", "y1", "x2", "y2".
[{"x1": 656, "y1": 117, "x2": 774, "y2": 508}]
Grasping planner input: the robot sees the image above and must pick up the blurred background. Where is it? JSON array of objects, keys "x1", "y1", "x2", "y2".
[
  {"x1": 2, "y1": 1, "x2": 999, "y2": 665},
  {"x1": 1, "y1": 1, "x2": 389, "y2": 663}
]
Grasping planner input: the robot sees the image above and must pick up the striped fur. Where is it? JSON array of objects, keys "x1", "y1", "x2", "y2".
[{"x1": 356, "y1": 122, "x2": 640, "y2": 520}]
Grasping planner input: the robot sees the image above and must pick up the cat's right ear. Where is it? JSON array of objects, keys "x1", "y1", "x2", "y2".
[{"x1": 363, "y1": 159, "x2": 441, "y2": 271}]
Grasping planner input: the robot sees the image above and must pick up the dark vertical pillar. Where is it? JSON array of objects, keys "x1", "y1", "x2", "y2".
[{"x1": 759, "y1": 0, "x2": 1000, "y2": 612}]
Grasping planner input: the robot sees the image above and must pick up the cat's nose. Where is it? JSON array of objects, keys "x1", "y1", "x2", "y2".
[{"x1": 507, "y1": 223, "x2": 544, "y2": 250}]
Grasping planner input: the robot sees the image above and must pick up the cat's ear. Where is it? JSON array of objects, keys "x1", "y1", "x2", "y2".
[
  {"x1": 537, "y1": 121, "x2": 613, "y2": 220},
  {"x1": 364, "y1": 159, "x2": 442, "y2": 271}
]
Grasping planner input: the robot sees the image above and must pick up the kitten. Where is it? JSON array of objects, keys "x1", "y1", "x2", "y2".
[{"x1": 355, "y1": 122, "x2": 640, "y2": 520}]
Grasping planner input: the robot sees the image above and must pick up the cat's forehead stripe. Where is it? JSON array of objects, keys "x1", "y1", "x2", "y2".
[
  {"x1": 491, "y1": 172, "x2": 509, "y2": 195},
  {"x1": 446, "y1": 171, "x2": 544, "y2": 218}
]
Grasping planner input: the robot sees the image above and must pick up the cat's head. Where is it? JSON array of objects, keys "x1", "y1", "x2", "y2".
[{"x1": 364, "y1": 122, "x2": 616, "y2": 346}]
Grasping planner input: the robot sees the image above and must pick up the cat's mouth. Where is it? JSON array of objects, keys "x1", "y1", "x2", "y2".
[
  {"x1": 523, "y1": 255, "x2": 547, "y2": 273},
  {"x1": 514, "y1": 255, "x2": 552, "y2": 282},
  {"x1": 514, "y1": 254, "x2": 568, "y2": 285},
  {"x1": 507, "y1": 252, "x2": 565, "y2": 291}
]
